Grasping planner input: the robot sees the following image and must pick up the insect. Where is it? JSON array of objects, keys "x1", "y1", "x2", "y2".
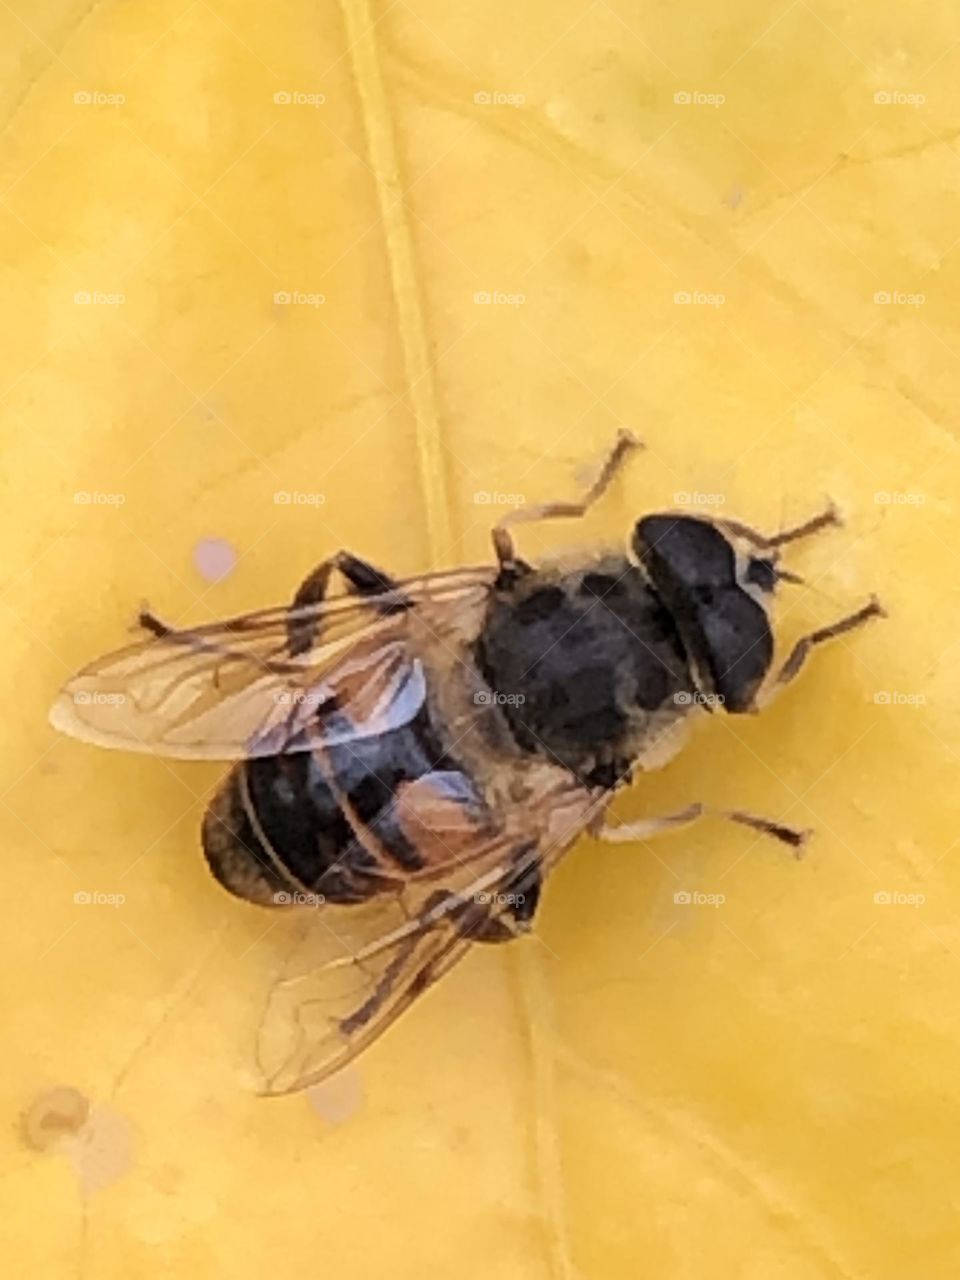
[{"x1": 49, "y1": 432, "x2": 883, "y2": 1094}]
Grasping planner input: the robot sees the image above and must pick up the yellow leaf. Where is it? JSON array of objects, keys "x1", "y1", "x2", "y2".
[{"x1": 3, "y1": 2, "x2": 958, "y2": 1277}]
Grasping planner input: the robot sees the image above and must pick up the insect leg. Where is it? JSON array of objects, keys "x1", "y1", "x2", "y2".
[
  {"x1": 754, "y1": 596, "x2": 885, "y2": 710},
  {"x1": 288, "y1": 551, "x2": 403, "y2": 655},
  {"x1": 491, "y1": 428, "x2": 642, "y2": 568},
  {"x1": 597, "y1": 803, "x2": 705, "y2": 841},
  {"x1": 717, "y1": 503, "x2": 841, "y2": 550},
  {"x1": 724, "y1": 809, "x2": 810, "y2": 850},
  {"x1": 135, "y1": 551, "x2": 400, "y2": 645},
  {"x1": 468, "y1": 857, "x2": 542, "y2": 944},
  {"x1": 599, "y1": 803, "x2": 808, "y2": 852},
  {"x1": 137, "y1": 607, "x2": 175, "y2": 638},
  {"x1": 291, "y1": 551, "x2": 399, "y2": 610}
]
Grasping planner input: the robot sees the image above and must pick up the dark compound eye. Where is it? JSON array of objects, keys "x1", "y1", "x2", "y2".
[{"x1": 745, "y1": 557, "x2": 778, "y2": 593}]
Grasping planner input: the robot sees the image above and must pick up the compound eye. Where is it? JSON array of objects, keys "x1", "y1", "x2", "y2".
[
  {"x1": 744, "y1": 556, "x2": 777, "y2": 593},
  {"x1": 633, "y1": 515, "x2": 735, "y2": 587}
]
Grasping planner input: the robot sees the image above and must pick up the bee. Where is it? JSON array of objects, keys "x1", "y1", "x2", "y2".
[{"x1": 49, "y1": 432, "x2": 883, "y2": 1094}]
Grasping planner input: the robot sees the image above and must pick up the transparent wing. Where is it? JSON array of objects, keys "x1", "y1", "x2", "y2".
[
  {"x1": 254, "y1": 774, "x2": 598, "y2": 1094},
  {"x1": 48, "y1": 567, "x2": 494, "y2": 761},
  {"x1": 255, "y1": 868, "x2": 507, "y2": 1096}
]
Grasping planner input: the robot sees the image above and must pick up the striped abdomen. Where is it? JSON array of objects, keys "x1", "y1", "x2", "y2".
[{"x1": 202, "y1": 706, "x2": 475, "y2": 907}]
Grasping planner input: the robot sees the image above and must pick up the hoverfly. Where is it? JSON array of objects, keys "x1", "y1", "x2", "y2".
[{"x1": 49, "y1": 432, "x2": 882, "y2": 1094}]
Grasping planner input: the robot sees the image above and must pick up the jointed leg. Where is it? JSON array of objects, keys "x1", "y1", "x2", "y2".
[
  {"x1": 754, "y1": 596, "x2": 885, "y2": 710},
  {"x1": 598, "y1": 802, "x2": 809, "y2": 853},
  {"x1": 492, "y1": 428, "x2": 642, "y2": 568},
  {"x1": 138, "y1": 552, "x2": 402, "y2": 653},
  {"x1": 465, "y1": 861, "x2": 542, "y2": 944},
  {"x1": 596, "y1": 803, "x2": 704, "y2": 842},
  {"x1": 290, "y1": 550, "x2": 397, "y2": 610},
  {"x1": 765, "y1": 504, "x2": 842, "y2": 548},
  {"x1": 717, "y1": 502, "x2": 841, "y2": 550},
  {"x1": 137, "y1": 606, "x2": 174, "y2": 638},
  {"x1": 288, "y1": 551, "x2": 402, "y2": 655}
]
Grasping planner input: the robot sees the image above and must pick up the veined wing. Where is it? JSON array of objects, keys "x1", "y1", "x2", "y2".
[
  {"x1": 49, "y1": 566, "x2": 494, "y2": 761},
  {"x1": 254, "y1": 770, "x2": 599, "y2": 1094}
]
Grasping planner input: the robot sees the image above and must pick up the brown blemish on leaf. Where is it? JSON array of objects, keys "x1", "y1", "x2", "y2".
[
  {"x1": 21, "y1": 1087, "x2": 134, "y2": 1196},
  {"x1": 21, "y1": 1085, "x2": 91, "y2": 1152}
]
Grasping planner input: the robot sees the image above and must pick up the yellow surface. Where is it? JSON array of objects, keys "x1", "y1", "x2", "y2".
[{"x1": 2, "y1": 2, "x2": 959, "y2": 1277}]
